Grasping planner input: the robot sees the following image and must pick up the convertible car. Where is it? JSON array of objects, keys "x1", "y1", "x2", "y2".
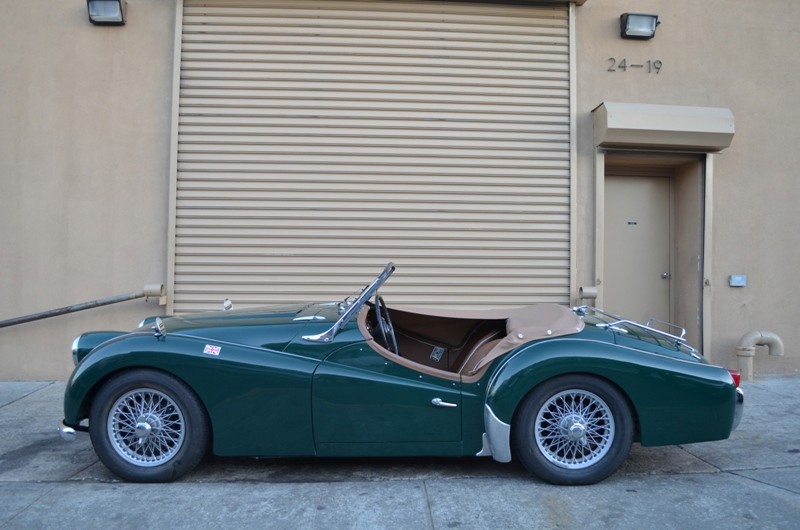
[{"x1": 60, "y1": 263, "x2": 743, "y2": 485}]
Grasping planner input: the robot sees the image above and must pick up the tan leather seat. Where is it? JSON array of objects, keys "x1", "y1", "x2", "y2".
[{"x1": 458, "y1": 331, "x2": 502, "y2": 375}]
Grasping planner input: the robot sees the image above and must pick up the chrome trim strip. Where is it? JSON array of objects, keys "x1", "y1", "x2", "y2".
[{"x1": 293, "y1": 315, "x2": 326, "y2": 322}]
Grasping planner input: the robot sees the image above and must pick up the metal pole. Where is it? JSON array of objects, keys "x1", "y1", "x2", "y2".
[{"x1": 0, "y1": 285, "x2": 164, "y2": 329}]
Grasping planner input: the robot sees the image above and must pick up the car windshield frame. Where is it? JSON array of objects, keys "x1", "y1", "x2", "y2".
[{"x1": 302, "y1": 262, "x2": 395, "y2": 344}]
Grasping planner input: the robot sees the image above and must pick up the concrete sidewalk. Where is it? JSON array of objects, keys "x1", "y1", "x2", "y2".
[{"x1": 1, "y1": 376, "x2": 799, "y2": 529}]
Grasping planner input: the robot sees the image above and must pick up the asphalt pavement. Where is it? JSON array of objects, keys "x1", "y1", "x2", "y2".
[{"x1": 1, "y1": 376, "x2": 799, "y2": 529}]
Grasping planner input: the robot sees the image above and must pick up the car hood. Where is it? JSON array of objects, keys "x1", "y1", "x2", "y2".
[
  {"x1": 155, "y1": 302, "x2": 345, "y2": 353},
  {"x1": 161, "y1": 303, "x2": 315, "y2": 331}
]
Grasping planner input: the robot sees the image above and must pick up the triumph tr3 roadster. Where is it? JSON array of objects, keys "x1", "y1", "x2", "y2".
[{"x1": 60, "y1": 263, "x2": 743, "y2": 485}]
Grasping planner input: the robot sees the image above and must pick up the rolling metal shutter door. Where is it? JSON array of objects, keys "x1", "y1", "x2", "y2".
[{"x1": 175, "y1": 0, "x2": 570, "y2": 312}]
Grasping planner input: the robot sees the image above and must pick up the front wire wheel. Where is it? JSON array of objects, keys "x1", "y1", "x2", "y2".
[
  {"x1": 513, "y1": 376, "x2": 633, "y2": 485},
  {"x1": 107, "y1": 388, "x2": 186, "y2": 467},
  {"x1": 90, "y1": 369, "x2": 210, "y2": 482}
]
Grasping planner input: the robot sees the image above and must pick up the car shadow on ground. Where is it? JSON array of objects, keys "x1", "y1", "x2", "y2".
[{"x1": 179, "y1": 441, "x2": 711, "y2": 484}]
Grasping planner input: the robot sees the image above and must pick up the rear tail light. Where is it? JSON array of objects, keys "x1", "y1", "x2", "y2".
[{"x1": 728, "y1": 369, "x2": 741, "y2": 387}]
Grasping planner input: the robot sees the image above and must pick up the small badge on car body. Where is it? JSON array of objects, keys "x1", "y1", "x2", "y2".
[
  {"x1": 203, "y1": 344, "x2": 221, "y2": 356},
  {"x1": 430, "y1": 346, "x2": 445, "y2": 363}
]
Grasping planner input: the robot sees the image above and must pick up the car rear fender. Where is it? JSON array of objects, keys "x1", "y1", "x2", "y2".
[{"x1": 481, "y1": 338, "x2": 737, "y2": 461}]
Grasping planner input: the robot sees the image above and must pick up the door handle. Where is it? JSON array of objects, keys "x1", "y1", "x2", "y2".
[
  {"x1": 431, "y1": 397, "x2": 458, "y2": 408},
  {"x1": 661, "y1": 272, "x2": 671, "y2": 279}
]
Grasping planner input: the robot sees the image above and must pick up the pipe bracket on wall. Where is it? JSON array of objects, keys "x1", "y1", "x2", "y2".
[
  {"x1": 578, "y1": 286, "x2": 598, "y2": 300},
  {"x1": 735, "y1": 330, "x2": 784, "y2": 381}
]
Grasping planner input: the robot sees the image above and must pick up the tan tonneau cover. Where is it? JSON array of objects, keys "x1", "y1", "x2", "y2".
[{"x1": 391, "y1": 304, "x2": 584, "y2": 374}]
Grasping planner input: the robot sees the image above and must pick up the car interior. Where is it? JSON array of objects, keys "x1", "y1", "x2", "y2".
[
  {"x1": 361, "y1": 298, "x2": 583, "y2": 381},
  {"x1": 366, "y1": 301, "x2": 506, "y2": 375}
]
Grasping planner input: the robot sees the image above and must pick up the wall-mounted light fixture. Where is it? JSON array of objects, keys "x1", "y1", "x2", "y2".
[
  {"x1": 620, "y1": 13, "x2": 659, "y2": 40},
  {"x1": 87, "y1": 0, "x2": 127, "y2": 25}
]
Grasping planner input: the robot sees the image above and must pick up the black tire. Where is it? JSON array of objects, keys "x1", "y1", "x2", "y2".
[
  {"x1": 512, "y1": 375, "x2": 633, "y2": 485},
  {"x1": 89, "y1": 369, "x2": 210, "y2": 483}
]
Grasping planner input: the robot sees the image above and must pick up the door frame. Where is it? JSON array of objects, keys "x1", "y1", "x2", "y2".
[{"x1": 592, "y1": 149, "x2": 714, "y2": 355}]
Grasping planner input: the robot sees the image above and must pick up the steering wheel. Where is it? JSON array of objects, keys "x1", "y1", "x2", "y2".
[{"x1": 374, "y1": 295, "x2": 399, "y2": 354}]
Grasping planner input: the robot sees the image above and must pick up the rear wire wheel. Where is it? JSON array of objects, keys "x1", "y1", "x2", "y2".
[
  {"x1": 513, "y1": 375, "x2": 633, "y2": 485},
  {"x1": 89, "y1": 369, "x2": 210, "y2": 482}
]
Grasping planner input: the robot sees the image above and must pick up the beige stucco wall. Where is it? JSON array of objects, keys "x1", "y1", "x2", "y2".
[
  {"x1": 575, "y1": 0, "x2": 800, "y2": 374},
  {"x1": 0, "y1": 1, "x2": 175, "y2": 379},
  {"x1": 1, "y1": 0, "x2": 797, "y2": 379}
]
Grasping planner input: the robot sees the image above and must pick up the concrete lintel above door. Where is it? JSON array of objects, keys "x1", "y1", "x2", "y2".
[{"x1": 592, "y1": 102, "x2": 735, "y2": 152}]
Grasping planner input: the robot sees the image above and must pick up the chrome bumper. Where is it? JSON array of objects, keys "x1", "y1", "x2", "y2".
[
  {"x1": 58, "y1": 420, "x2": 77, "y2": 441},
  {"x1": 732, "y1": 387, "x2": 744, "y2": 430}
]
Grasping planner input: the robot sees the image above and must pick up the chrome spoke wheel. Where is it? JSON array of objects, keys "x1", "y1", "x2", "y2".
[
  {"x1": 107, "y1": 388, "x2": 185, "y2": 467},
  {"x1": 534, "y1": 389, "x2": 614, "y2": 469},
  {"x1": 91, "y1": 370, "x2": 210, "y2": 482}
]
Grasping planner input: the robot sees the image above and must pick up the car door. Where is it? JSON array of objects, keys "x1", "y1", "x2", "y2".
[{"x1": 312, "y1": 342, "x2": 462, "y2": 456}]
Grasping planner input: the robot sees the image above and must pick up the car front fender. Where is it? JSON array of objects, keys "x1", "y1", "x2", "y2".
[
  {"x1": 64, "y1": 331, "x2": 323, "y2": 456},
  {"x1": 65, "y1": 332, "x2": 150, "y2": 424}
]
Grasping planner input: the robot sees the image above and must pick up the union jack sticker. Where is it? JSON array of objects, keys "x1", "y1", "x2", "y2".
[{"x1": 203, "y1": 344, "x2": 221, "y2": 356}]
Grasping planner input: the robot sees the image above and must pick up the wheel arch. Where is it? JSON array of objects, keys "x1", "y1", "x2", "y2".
[
  {"x1": 483, "y1": 337, "x2": 736, "y2": 457},
  {"x1": 69, "y1": 364, "x2": 214, "y2": 447},
  {"x1": 481, "y1": 339, "x2": 649, "y2": 462},
  {"x1": 485, "y1": 340, "x2": 644, "y2": 425},
  {"x1": 64, "y1": 334, "x2": 219, "y2": 430},
  {"x1": 509, "y1": 371, "x2": 640, "y2": 443}
]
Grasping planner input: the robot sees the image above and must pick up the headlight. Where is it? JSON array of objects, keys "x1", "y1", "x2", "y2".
[
  {"x1": 70, "y1": 332, "x2": 124, "y2": 366},
  {"x1": 71, "y1": 336, "x2": 81, "y2": 366}
]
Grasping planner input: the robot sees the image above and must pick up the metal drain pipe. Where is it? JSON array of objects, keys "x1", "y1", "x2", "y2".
[
  {"x1": 735, "y1": 330, "x2": 784, "y2": 381},
  {"x1": 0, "y1": 284, "x2": 164, "y2": 329}
]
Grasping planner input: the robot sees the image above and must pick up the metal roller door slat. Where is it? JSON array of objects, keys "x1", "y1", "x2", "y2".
[{"x1": 173, "y1": 0, "x2": 571, "y2": 311}]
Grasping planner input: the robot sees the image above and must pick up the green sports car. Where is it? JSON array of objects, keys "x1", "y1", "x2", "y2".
[{"x1": 60, "y1": 263, "x2": 743, "y2": 485}]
